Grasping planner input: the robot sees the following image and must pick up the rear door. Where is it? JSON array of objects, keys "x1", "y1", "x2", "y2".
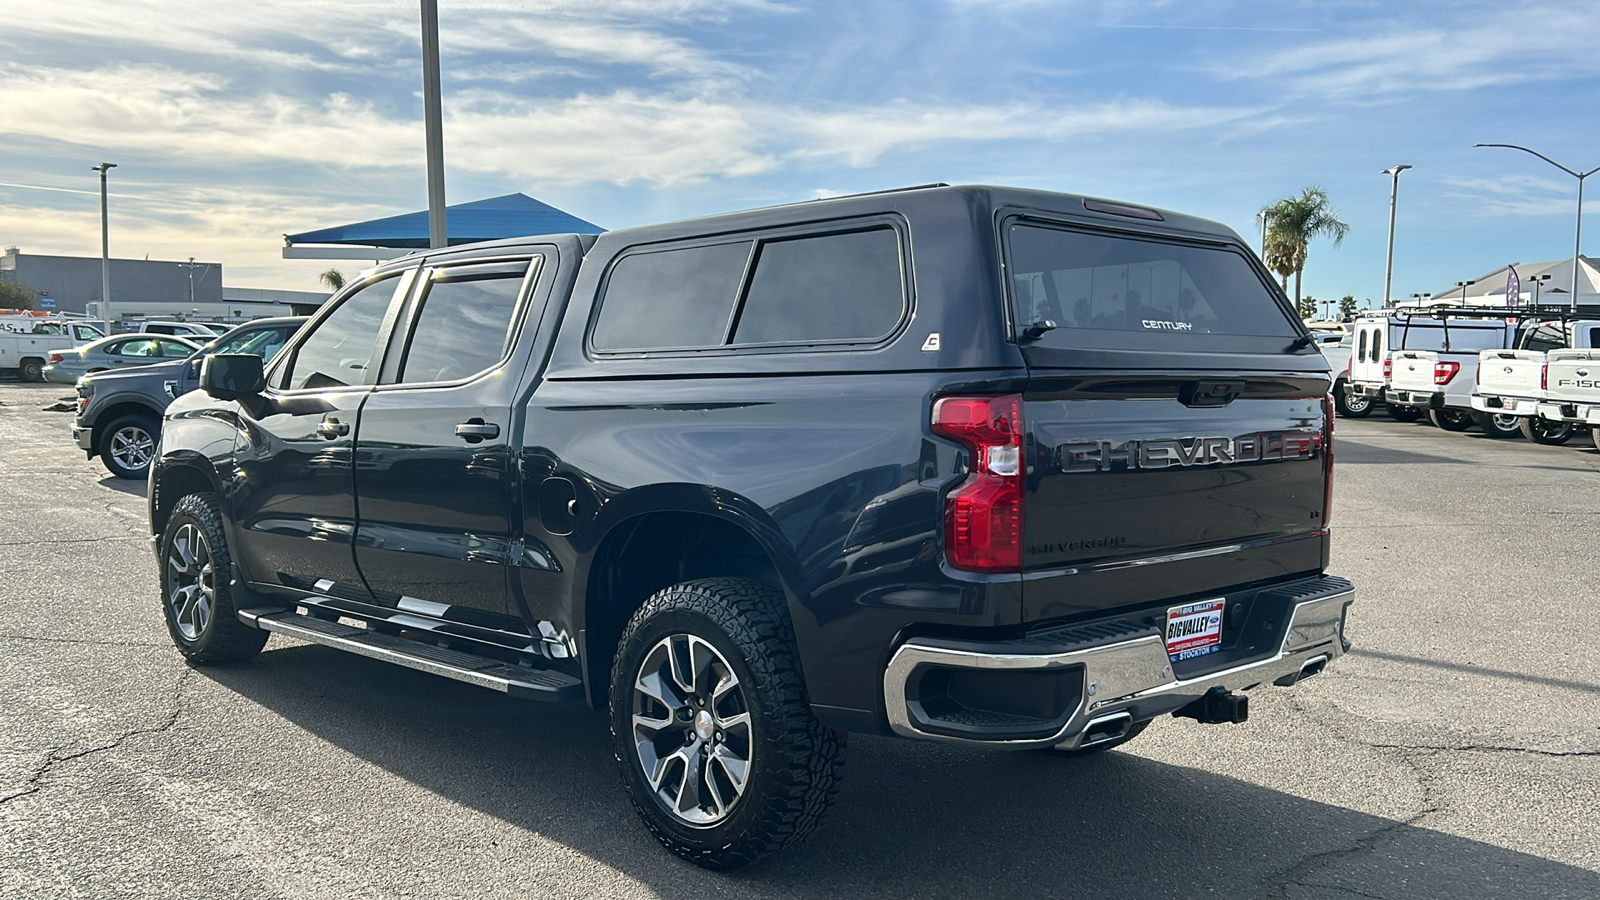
[
  {"x1": 351, "y1": 255, "x2": 544, "y2": 625},
  {"x1": 1349, "y1": 320, "x2": 1385, "y2": 384},
  {"x1": 1004, "y1": 219, "x2": 1329, "y2": 623}
]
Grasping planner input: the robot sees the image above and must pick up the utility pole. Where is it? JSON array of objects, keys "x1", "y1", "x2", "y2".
[
  {"x1": 1381, "y1": 165, "x2": 1411, "y2": 308},
  {"x1": 179, "y1": 257, "x2": 206, "y2": 308},
  {"x1": 421, "y1": 0, "x2": 448, "y2": 250},
  {"x1": 91, "y1": 163, "x2": 116, "y2": 332},
  {"x1": 1475, "y1": 144, "x2": 1598, "y2": 311}
]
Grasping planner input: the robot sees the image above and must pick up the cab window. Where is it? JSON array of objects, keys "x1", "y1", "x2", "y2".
[
  {"x1": 392, "y1": 259, "x2": 534, "y2": 384},
  {"x1": 279, "y1": 276, "x2": 403, "y2": 391}
]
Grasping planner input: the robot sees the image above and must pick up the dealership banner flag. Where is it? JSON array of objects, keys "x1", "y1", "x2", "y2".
[{"x1": 1506, "y1": 265, "x2": 1521, "y2": 308}]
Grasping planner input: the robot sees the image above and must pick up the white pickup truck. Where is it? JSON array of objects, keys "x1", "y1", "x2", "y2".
[
  {"x1": 1472, "y1": 320, "x2": 1600, "y2": 444},
  {"x1": 1369, "y1": 313, "x2": 1516, "y2": 432},
  {"x1": 0, "y1": 321, "x2": 106, "y2": 382},
  {"x1": 1536, "y1": 348, "x2": 1600, "y2": 451}
]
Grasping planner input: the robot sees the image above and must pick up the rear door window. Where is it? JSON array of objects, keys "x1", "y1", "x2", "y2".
[
  {"x1": 1358, "y1": 330, "x2": 1369, "y2": 362},
  {"x1": 392, "y1": 259, "x2": 534, "y2": 384},
  {"x1": 1007, "y1": 222, "x2": 1298, "y2": 351}
]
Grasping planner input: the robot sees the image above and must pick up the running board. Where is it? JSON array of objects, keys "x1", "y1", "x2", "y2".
[{"x1": 238, "y1": 608, "x2": 583, "y2": 702}]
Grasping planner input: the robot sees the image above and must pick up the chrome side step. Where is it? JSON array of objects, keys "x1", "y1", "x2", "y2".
[{"x1": 238, "y1": 608, "x2": 583, "y2": 702}]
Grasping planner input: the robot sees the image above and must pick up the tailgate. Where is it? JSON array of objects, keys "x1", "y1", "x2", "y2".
[
  {"x1": 1477, "y1": 349, "x2": 1544, "y2": 396},
  {"x1": 1389, "y1": 350, "x2": 1438, "y2": 393},
  {"x1": 1547, "y1": 349, "x2": 1600, "y2": 402},
  {"x1": 1021, "y1": 371, "x2": 1328, "y2": 622}
]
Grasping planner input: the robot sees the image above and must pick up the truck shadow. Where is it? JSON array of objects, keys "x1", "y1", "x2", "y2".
[{"x1": 201, "y1": 645, "x2": 1600, "y2": 899}]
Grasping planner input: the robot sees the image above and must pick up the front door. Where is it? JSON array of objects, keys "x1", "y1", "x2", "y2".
[
  {"x1": 352, "y1": 256, "x2": 543, "y2": 624},
  {"x1": 231, "y1": 270, "x2": 413, "y2": 600}
]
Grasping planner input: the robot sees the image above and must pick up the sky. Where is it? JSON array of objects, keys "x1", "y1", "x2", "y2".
[{"x1": 1, "y1": 0, "x2": 1597, "y2": 304}]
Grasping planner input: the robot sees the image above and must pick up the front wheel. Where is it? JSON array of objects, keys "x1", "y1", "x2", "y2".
[
  {"x1": 100, "y1": 413, "x2": 160, "y2": 480},
  {"x1": 159, "y1": 493, "x2": 268, "y2": 664},
  {"x1": 610, "y1": 577, "x2": 844, "y2": 870},
  {"x1": 1387, "y1": 404, "x2": 1424, "y2": 422},
  {"x1": 1334, "y1": 384, "x2": 1373, "y2": 418},
  {"x1": 1521, "y1": 418, "x2": 1575, "y2": 445},
  {"x1": 1428, "y1": 408, "x2": 1474, "y2": 431},
  {"x1": 1473, "y1": 412, "x2": 1524, "y2": 439}
]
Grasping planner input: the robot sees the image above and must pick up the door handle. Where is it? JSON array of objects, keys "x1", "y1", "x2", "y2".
[
  {"x1": 455, "y1": 419, "x2": 501, "y2": 442},
  {"x1": 315, "y1": 417, "x2": 350, "y2": 439}
]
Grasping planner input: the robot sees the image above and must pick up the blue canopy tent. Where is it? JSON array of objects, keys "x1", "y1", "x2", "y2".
[{"x1": 283, "y1": 193, "x2": 603, "y2": 259}]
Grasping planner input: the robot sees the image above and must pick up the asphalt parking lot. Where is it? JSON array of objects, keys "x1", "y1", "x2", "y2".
[{"x1": 1, "y1": 379, "x2": 1597, "y2": 899}]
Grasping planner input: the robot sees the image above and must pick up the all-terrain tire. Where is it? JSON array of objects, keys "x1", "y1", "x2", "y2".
[
  {"x1": 159, "y1": 492, "x2": 269, "y2": 664},
  {"x1": 1473, "y1": 411, "x2": 1524, "y2": 439},
  {"x1": 610, "y1": 577, "x2": 844, "y2": 870},
  {"x1": 99, "y1": 413, "x2": 161, "y2": 480},
  {"x1": 1521, "y1": 417, "x2": 1574, "y2": 445},
  {"x1": 1428, "y1": 408, "x2": 1474, "y2": 431},
  {"x1": 1386, "y1": 404, "x2": 1424, "y2": 422},
  {"x1": 1038, "y1": 718, "x2": 1152, "y2": 757},
  {"x1": 1333, "y1": 383, "x2": 1373, "y2": 418}
]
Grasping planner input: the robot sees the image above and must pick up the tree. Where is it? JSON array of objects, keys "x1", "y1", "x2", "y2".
[
  {"x1": 1298, "y1": 294, "x2": 1318, "y2": 320},
  {"x1": 0, "y1": 281, "x2": 36, "y2": 311},
  {"x1": 1260, "y1": 186, "x2": 1349, "y2": 310},
  {"x1": 319, "y1": 268, "x2": 346, "y2": 292},
  {"x1": 1339, "y1": 295, "x2": 1358, "y2": 320}
]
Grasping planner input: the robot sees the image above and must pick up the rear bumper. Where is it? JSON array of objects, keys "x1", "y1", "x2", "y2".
[
  {"x1": 1385, "y1": 388, "x2": 1442, "y2": 409},
  {"x1": 1349, "y1": 381, "x2": 1385, "y2": 399},
  {"x1": 882, "y1": 575, "x2": 1354, "y2": 749},
  {"x1": 1471, "y1": 394, "x2": 1539, "y2": 416},
  {"x1": 1537, "y1": 401, "x2": 1600, "y2": 425}
]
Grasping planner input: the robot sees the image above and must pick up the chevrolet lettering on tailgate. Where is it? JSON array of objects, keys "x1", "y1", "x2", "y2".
[{"x1": 1059, "y1": 431, "x2": 1322, "y2": 472}]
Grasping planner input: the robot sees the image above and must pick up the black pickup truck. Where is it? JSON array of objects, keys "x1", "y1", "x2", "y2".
[{"x1": 148, "y1": 185, "x2": 1353, "y2": 869}]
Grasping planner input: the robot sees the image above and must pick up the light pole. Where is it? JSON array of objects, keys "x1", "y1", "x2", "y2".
[
  {"x1": 1475, "y1": 144, "x2": 1598, "y2": 310},
  {"x1": 1530, "y1": 272, "x2": 1551, "y2": 307},
  {"x1": 90, "y1": 163, "x2": 116, "y2": 333},
  {"x1": 1456, "y1": 280, "x2": 1475, "y2": 306},
  {"x1": 420, "y1": 0, "x2": 448, "y2": 250},
  {"x1": 1410, "y1": 292, "x2": 1431, "y2": 308},
  {"x1": 1381, "y1": 165, "x2": 1411, "y2": 308},
  {"x1": 1257, "y1": 209, "x2": 1270, "y2": 259}
]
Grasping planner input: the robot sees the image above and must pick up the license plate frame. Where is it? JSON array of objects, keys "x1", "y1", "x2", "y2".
[{"x1": 1165, "y1": 598, "x2": 1225, "y2": 662}]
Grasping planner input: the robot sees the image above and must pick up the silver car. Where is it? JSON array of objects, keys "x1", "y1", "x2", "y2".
[{"x1": 43, "y1": 334, "x2": 202, "y2": 385}]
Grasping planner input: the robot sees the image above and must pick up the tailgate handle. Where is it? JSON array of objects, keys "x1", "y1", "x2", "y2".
[{"x1": 1179, "y1": 380, "x2": 1245, "y2": 408}]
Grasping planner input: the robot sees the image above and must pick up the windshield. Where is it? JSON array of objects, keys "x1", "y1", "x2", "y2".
[
  {"x1": 198, "y1": 326, "x2": 291, "y2": 362},
  {"x1": 1007, "y1": 223, "x2": 1299, "y2": 350}
]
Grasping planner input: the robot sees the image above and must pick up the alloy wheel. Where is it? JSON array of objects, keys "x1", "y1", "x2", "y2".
[
  {"x1": 166, "y1": 523, "x2": 215, "y2": 641},
  {"x1": 109, "y1": 425, "x2": 155, "y2": 473},
  {"x1": 631, "y1": 633, "x2": 754, "y2": 826}
]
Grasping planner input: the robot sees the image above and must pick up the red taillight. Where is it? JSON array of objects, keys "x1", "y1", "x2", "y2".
[
  {"x1": 1433, "y1": 361, "x2": 1461, "y2": 385},
  {"x1": 1321, "y1": 394, "x2": 1334, "y2": 528},
  {"x1": 48, "y1": 353, "x2": 63, "y2": 363},
  {"x1": 1541, "y1": 362, "x2": 1549, "y2": 392},
  {"x1": 931, "y1": 394, "x2": 1024, "y2": 573},
  {"x1": 1382, "y1": 357, "x2": 1392, "y2": 381}
]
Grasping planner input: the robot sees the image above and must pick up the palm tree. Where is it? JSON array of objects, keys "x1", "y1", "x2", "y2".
[
  {"x1": 1260, "y1": 187, "x2": 1349, "y2": 310},
  {"x1": 319, "y1": 268, "x2": 346, "y2": 292}
]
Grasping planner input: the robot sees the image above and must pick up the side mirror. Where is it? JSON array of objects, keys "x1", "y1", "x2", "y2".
[{"x1": 201, "y1": 353, "x2": 266, "y2": 401}]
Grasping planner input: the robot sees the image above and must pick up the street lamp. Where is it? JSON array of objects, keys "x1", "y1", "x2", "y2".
[
  {"x1": 420, "y1": 0, "x2": 447, "y2": 250},
  {"x1": 1381, "y1": 164, "x2": 1412, "y2": 307},
  {"x1": 1256, "y1": 209, "x2": 1271, "y2": 259},
  {"x1": 1456, "y1": 280, "x2": 1475, "y2": 306},
  {"x1": 90, "y1": 162, "x2": 116, "y2": 333},
  {"x1": 1530, "y1": 272, "x2": 1551, "y2": 306},
  {"x1": 1410, "y1": 292, "x2": 1431, "y2": 308},
  {"x1": 1474, "y1": 144, "x2": 1599, "y2": 310}
]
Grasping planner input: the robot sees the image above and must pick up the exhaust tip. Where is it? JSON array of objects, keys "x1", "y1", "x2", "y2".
[{"x1": 1079, "y1": 711, "x2": 1133, "y2": 747}]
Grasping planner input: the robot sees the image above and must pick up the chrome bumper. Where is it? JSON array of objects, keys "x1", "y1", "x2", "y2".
[
  {"x1": 1471, "y1": 395, "x2": 1538, "y2": 416},
  {"x1": 1385, "y1": 388, "x2": 1439, "y2": 408},
  {"x1": 1348, "y1": 381, "x2": 1385, "y2": 399},
  {"x1": 883, "y1": 582, "x2": 1354, "y2": 750},
  {"x1": 1537, "y1": 401, "x2": 1600, "y2": 424}
]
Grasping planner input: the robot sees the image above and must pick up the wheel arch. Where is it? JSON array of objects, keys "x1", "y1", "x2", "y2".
[
  {"x1": 90, "y1": 397, "x2": 167, "y2": 444},
  {"x1": 151, "y1": 454, "x2": 225, "y2": 539},
  {"x1": 573, "y1": 485, "x2": 808, "y2": 711}
]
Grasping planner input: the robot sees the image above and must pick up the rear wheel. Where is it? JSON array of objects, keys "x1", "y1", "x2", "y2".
[
  {"x1": 159, "y1": 493, "x2": 268, "y2": 664},
  {"x1": 610, "y1": 577, "x2": 844, "y2": 870},
  {"x1": 18, "y1": 358, "x2": 44, "y2": 382},
  {"x1": 1386, "y1": 404, "x2": 1424, "y2": 422},
  {"x1": 1473, "y1": 412, "x2": 1524, "y2": 439},
  {"x1": 1428, "y1": 408, "x2": 1474, "y2": 431},
  {"x1": 99, "y1": 413, "x2": 160, "y2": 479},
  {"x1": 1520, "y1": 417, "x2": 1574, "y2": 445},
  {"x1": 1333, "y1": 383, "x2": 1373, "y2": 418},
  {"x1": 1592, "y1": 427, "x2": 1600, "y2": 452}
]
